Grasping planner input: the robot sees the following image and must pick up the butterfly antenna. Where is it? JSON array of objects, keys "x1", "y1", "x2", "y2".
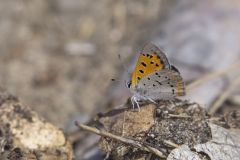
[
  {"x1": 110, "y1": 78, "x2": 123, "y2": 83},
  {"x1": 110, "y1": 54, "x2": 132, "y2": 89},
  {"x1": 118, "y1": 54, "x2": 131, "y2": 76}
]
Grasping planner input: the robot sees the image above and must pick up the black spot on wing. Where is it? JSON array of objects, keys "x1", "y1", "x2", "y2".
[
  {"x1": 139, "y1": 70, "x2": 144, "y2": 73},
  {"x1": 160, "y1": 59, "x2": 163, "y2": 64},
  {"x1": 141, "y1": 62, "x2": 147, "y2": 67},
  {"x1": 150, "y1": 61, "x2": 154, "y2": 64},
  {"x1": 155, "y1": 81, "x2": 162, "y2": 85}
]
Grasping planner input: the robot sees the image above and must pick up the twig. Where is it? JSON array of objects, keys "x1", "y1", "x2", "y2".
[
  {"x1": 209, "y1": 75, "x2": 240, "y2": 114},
  {"x1": 75, "y1": 121, "x2": 166, "y2": 158},
  {"x1": 163, "y1": 140, "x2": 179, "y2": 148},
  {"x1": 168, "y1": 114, "x2": 191, "y2": 118},
  {"x1": 187, "y1": 61, "x2": 240, "y2": 91}
]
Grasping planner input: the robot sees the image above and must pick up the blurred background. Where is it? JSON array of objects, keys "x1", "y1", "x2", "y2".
[{"x1": 0, "y1": 0, "x2": 240, "y2": 159}]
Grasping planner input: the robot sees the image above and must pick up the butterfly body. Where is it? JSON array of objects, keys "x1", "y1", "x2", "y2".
[{"x1": 128, "y1": 43, "x2": 185, "y2": 109}]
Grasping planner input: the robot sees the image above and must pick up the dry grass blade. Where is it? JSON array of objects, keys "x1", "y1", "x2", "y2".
[
  {"x1": 75, "y1": 121, "x2": 166, "y2": 158},
  {"x1": 187, "y1": 61, "x2": 240, "y2": 91},
  {"x1": 163, "y1": 140, "x2": 179, "y2": 148},
  {"x1": 168, "y1": 114, "x2": 191, "y2": 118},
  {"x1": 209, "y1": 75, "x2": 240, "y2": 114}
]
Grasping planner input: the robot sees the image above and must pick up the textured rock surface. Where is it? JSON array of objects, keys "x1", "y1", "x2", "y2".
[
  {"x1": 0, "y1": 90, "x2": 72, "y2": 160},
  {"x1": 98, "y1": 100, "x2": 213, "y2": 159},
  {"x1": 168, "y1": 123, "x2": 240, "y2": 160}
]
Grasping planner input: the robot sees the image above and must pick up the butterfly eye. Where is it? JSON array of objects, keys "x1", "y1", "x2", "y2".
[{"x1": 126, "y1": 81, "x2": 132, "y2": 88}]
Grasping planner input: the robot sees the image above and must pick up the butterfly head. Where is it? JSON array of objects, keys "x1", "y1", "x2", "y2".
[{"x1": 126, "y1": 80, "x2": 132, "y2": 89}]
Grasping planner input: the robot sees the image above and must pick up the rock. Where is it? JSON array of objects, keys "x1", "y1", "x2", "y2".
[
  {"x1": 98, "y1": 100, "x2": 213, "y2": 159},
  {"x1": 168, "y1": 123, "x2": 240, "y2": 160},
  {"x1": 0, "y1": 90, "x2": 73, "y2": 160}
]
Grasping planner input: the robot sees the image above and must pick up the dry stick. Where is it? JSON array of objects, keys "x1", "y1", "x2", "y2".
[
  {"x1": 75, "y1": 121, "x2": 166, "y2": 158},
  {"x1": 209, "y1": 75, "x2": 240, "y2": 114},
  {"x1": 163, "y1": 140, "x2": 179, "y2": 148},
  {"x1": 187, "y1": 61, "x2": 240, "y2": 91},
  {"x1": 168, "y1": 114, "x2": 191, "y2": 118}
]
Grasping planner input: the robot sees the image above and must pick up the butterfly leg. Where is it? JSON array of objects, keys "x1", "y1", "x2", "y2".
[
  {"x1": 135, "y1": 98, "x2": 140, "y2": 111},
  {"x1": 131, "y1": 96, "x2": 140, "y2": 111},
  {"x1": 148, "y1": 98, "x2": 157, "y2": 104},
  {"x1": 131, "y1": 96, "x2": 135, "y2": 109}
]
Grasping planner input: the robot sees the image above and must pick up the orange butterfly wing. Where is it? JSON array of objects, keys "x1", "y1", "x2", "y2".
[{"x1": 131, "y1": 43, "x2": 170, "y2": 87}]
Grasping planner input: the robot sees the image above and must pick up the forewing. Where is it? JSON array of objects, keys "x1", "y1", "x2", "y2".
[{"x1": 131, "y1": 43, "x2": 170, "y2": 87}]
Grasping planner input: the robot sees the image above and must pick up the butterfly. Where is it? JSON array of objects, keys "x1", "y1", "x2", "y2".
[{"x1": 127, "y1": 43, "x2": 186, "y2": 109}]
